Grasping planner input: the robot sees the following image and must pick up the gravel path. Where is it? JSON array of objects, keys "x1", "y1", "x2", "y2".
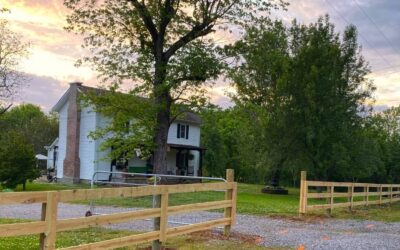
[{"x1": 1, "y1": 203, "x2": 400, "y2": 249}]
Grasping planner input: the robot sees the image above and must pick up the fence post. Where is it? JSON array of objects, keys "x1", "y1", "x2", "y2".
[
  {"x1": 326, "y1": 184, "x2": 334, "y2": 215},
  {"x1": 152, "y1": 174, "x2": 162, "y2": 250},
  {"x1": 39, "y1": 192, "x2": 58, "y2": 250},
  {"x1": 390, "y1": 185, "x2": 393, "y2": 205},
  {"x1": 39, "y1": 202, "x2": 47, "y2": 249},
  {"x1": 350, "y1": 183, "x2": 354, "y2": 211},
  {"x1": 224, "y1": 169, "x2": 234, "y2": 236},
  {"x1": 366, "y1": 184, "x2": 369, "y2": 207},
  {"x1": 159, "y1": 187, "x2": 169, "y2": 243},
  {"x1": 379, "y1": 185, "x2": 383, "y2": 206},
  {"x1": 299, "y1": 171, "x2": 307, "y2": 215}
]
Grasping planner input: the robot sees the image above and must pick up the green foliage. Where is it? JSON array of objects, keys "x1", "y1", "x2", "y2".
[
  {"x1": 0, "y1": 132, "x2": 39, "y2": 190},
  {"x1": 81, "y1": 89, "x2": 156, "y2": 160},
  {"x1": 361, "y1": 106, "x2": 400, "y2": 183},
  {"x1": 226, "y1": 16, "x2": 375, "y2": 184},
  {"x1": 200, "y1": 105, "x2": 268, "y2": 183},
  {"x1": 0, "y1": 104, "x2": 58, "y2": 154}
]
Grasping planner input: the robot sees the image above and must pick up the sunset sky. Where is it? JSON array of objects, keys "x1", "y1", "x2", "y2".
[{"x1": 2, "y1": 0, "x2": 399, "y2": 112}]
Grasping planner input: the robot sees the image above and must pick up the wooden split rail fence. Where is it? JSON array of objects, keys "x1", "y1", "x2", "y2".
[
  {"x1": 0, "y1": 169, "x2": 237, "y2": 250},
  {"x1": 299, "y1": 171, "x2": 400, "y2": 214}
]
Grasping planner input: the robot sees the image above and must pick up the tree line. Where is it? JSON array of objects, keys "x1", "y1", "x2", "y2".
[{"x1": 201, "y1": 104, "x2": 400, "y2": 186}]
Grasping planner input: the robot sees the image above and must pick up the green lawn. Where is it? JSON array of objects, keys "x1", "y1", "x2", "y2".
[
  {"x1": 2, "y1": 181, "x2": 400, "y2": 222},
  {"x1": 0, "y1": 182, "x2": 90, "y2": 192},
  {"x1": 0, "y1": 219, "x2": 287, "y2": 250}
]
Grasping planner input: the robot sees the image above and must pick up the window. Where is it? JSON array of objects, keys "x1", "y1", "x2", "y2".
[{"x1": 177, "y1": 123, "x2": 189, "y2": 139}]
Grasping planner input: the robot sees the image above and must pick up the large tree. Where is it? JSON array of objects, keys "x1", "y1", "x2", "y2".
[
  {"x1": 64, "y1": 1, "x2": 285, "y2": 248},
  {"x1": 0, "y1": 18, "x2": 30, "y2": 115},
  {"x1": 64, "y1": 0, "x2": 285, "y2": 176},
  {"x1": 229, "y1": 16, "x2": 375, "y2": 184},
  {"x1": 0, "y1": 104, "x2": 59, "y2": 154}
]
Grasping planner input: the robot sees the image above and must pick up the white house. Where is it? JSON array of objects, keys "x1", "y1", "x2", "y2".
[{"x1": 47, "y1": 82, "x2": 204, "y2": 183}]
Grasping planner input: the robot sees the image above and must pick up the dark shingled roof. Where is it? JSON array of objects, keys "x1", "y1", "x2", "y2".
[{"x1": 176, "y1": 111, "x2": 202, "y2": 125}]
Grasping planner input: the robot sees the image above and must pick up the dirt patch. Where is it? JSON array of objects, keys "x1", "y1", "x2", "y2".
[
  {"x1": 137, "y1": 247, "x2": 176, "y2": 250},
  {"x1": 186, "y1": 230, "x2": 264, "y2": 245},
  {"x1": 268, "y1": 214, "x2": 330, "y2": 224}
]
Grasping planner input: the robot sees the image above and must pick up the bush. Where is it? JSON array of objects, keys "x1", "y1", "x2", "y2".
[{"x1": 0, "y1": 132, "x2": 40, "y2": 190}]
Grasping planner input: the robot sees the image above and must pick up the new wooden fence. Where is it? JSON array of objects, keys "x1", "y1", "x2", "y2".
[
  {"x1": 0, "y1": 169, "x2": 237, "y2": 250},
  {"x1": 299, "y1": 171, "x2": 400, "y2": 215}
]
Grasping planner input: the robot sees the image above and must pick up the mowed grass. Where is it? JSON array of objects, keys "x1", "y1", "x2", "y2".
[
  {"x1": 0, "y1": 219, "x2": 287, "y2": 250},
  {"x1": 0, "y1": 182, "x2": 90, "y2": 192},
  {"x1": 2, "y1": 181, "x2": 400, "y2": 222},
  {"x1": 306, "y1": 202, "x2": 400, "y2": 222},
  {"x1": 72, "y1": 183, "x2": 302, "y2": 216}
]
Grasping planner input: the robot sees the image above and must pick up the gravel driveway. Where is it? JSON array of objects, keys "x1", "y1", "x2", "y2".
[{"x1": 1, "y1": 203, "x2": 400, "y2": 249}]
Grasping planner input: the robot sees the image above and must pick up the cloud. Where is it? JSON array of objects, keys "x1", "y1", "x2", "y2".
[
  {"x1": 16, "y1": 74, "x2": 68, "y2": 112},
  {"x1": 373, "y1": 104, "x2": 390, "y2": 113},
  {"x1": 2, "y1": 0, "x2": 400, "y2": 110}
]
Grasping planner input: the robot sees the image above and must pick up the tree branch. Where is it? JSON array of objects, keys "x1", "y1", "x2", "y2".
[
  {"x1": 159, "y1": 0, "x2": 176, "y2": 37},
  {"x1": 164, "y1": 21, "x2": 214, "y2": 60},
  {"x1": 0, "y1": 103, "x2": 12, "y2": 115},
  {"x1": 126, "y1": 0, "x2": 158, "y2": 42}
]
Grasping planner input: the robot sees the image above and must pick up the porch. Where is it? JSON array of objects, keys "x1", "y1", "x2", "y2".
[{"x1": 106, "y1": 144, "x2": 205, "y2": 183}]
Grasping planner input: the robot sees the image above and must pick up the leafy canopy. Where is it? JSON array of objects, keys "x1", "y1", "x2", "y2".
[
  {"x1": 228, "y1": 16, "x2": 375, "y2": 182},
  {"x1": 0, "y1": 104, "x2": 59, "y2": 155}
]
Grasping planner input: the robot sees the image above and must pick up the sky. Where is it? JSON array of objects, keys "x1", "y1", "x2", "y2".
[{"x1": 1, "y1": 0, "x2": 400, "y2": 112}]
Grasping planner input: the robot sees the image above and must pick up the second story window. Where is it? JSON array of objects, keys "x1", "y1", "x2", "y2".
[{"x1": 177, "y1": 123, "x2": 189, "y2": 139}]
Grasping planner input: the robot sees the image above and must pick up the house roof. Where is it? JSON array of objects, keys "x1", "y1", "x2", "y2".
[
  {"x1": 35, "y1": 154, "x2": 48, "y2": 160},
  {"x1": 44, "y1": 137, "x2": 59, "y2": 150},
  {"x1": 175, "y1": 111, "x2": 202, "y2": 125},
  {"x1": 168, "y1": 143, "x2": 206, "y2": 151},
  {"x1": 51, "y1": 87, "x2": 72, "y2": 112},
  {"x1": 52, "y1": 83, "x2": 202, "y2": 125}
]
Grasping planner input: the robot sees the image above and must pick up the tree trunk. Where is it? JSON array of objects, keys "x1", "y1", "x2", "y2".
[
  {"x1": 152, "y1": 97, "x2": 170, "y2": 175},
  {"x1": 22, "y1": 180, "x2": 26, "y2": 191},
  {"x1": 152, "y1": 94, "x2": 169, "y2": 250},
  {"x1": 152, "y1": 50, "x2": 170, "y2": 250}
]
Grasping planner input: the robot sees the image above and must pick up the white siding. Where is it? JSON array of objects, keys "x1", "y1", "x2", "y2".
[
  {"x1": 167, "y1": 122, "x2": 200, "y2": 146},
  {"x1": 46, "y1": 148, "x2": 54, "y2": 169},
  {"x1": 94, "y1": 113, "x2": 112, "y2": 180},
  {"x1": 56, "y1": 102, "x2": 68, "y2": 179},
  {"x1": 79, "y1": 106, "x2": 97, "y2": 180}
]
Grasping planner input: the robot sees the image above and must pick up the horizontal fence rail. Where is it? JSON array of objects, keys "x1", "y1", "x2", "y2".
[
  {"x1": 0, "y1": 169, "x2": 237, "y2": 250},
  {"x1": 299, "y1": 171, "x2": 400, "y2": 215}
]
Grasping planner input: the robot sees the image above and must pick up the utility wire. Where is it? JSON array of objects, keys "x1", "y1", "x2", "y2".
[
  {"x1": 323, "y1": 0, "x2": 393, "y2": 69},
  {"x1": 352, "y1": 0, "x2": 400, "y2": 55}
]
